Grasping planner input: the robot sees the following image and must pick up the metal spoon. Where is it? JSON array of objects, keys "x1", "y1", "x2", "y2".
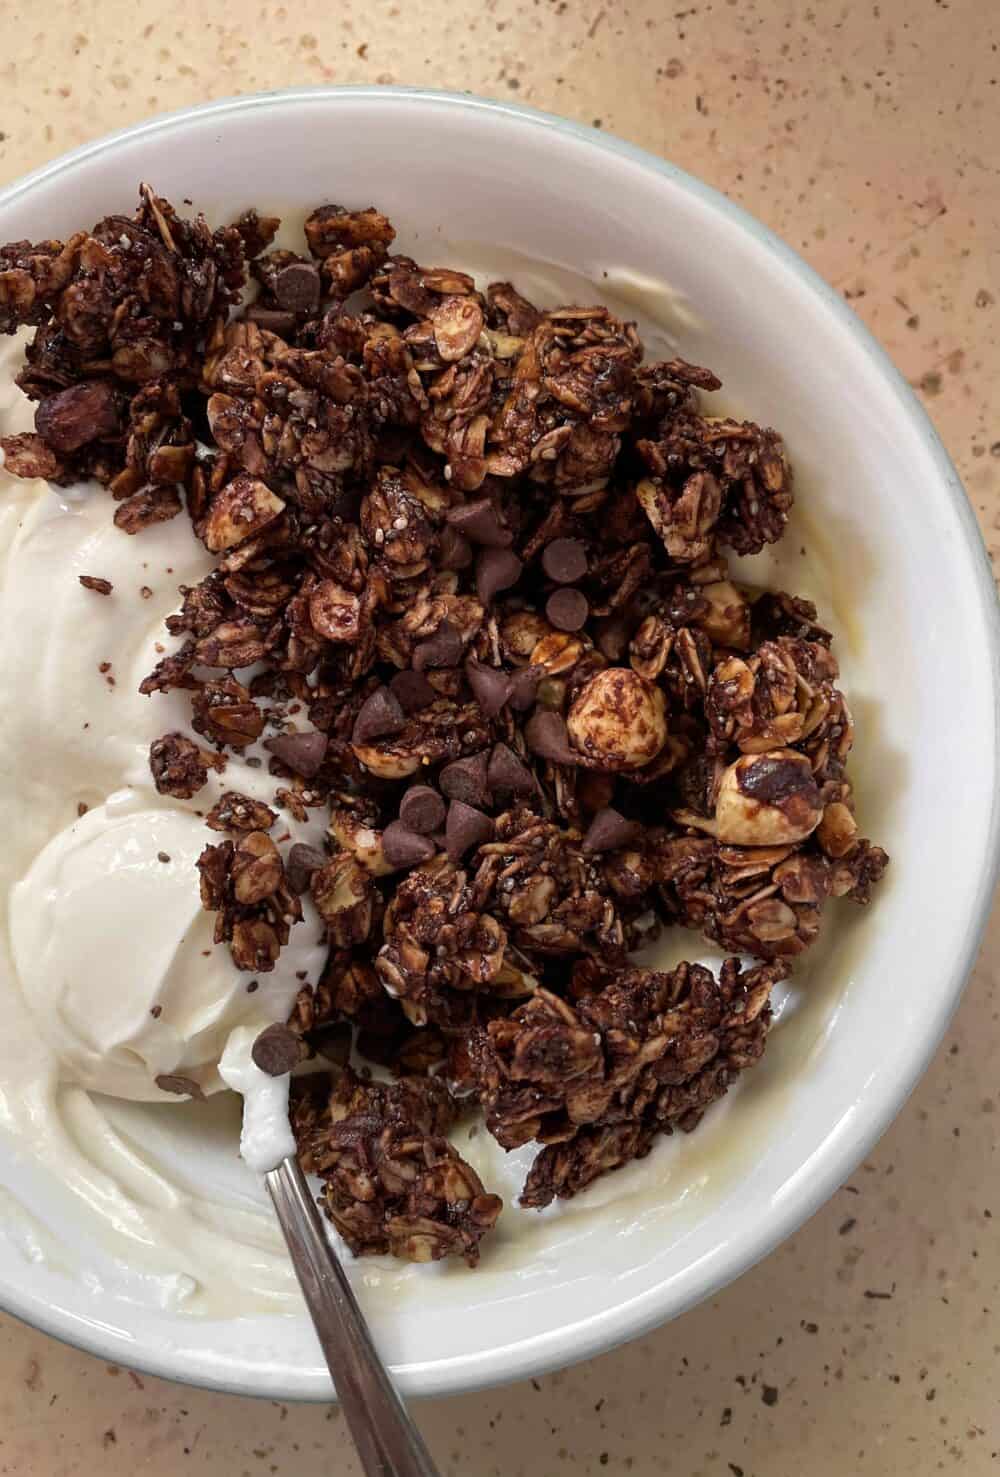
[{"x1": 266, "y1": 1155, "x2": 441, "y2": 1477}]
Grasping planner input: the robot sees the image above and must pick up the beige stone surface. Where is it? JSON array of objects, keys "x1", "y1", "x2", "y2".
[{"x1": 0, "y1": 1, "x2": 998, "y2": 1472}]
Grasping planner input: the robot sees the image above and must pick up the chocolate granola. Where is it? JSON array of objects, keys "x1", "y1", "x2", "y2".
[{"x1": 0, "y1": 189, "x2": 888, "y2": 1263}]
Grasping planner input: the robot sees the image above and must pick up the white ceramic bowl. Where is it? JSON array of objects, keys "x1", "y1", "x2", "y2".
[{"x1": 1, "y1": 88, "x2": 998, "y2": 1400}]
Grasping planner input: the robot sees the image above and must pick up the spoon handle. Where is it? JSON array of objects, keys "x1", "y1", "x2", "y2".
[{"x1": 266, "y1": 1156, "x2": 441, "y2": 1477}]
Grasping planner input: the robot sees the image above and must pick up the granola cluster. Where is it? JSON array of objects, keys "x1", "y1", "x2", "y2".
[{"x1": 0, "y1": 190, "x2": 888, "y2": 1266}]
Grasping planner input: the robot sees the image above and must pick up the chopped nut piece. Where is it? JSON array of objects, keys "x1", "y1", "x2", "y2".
[{"x1": 202, "y1": 474, "x2": 285, "y2": 553}]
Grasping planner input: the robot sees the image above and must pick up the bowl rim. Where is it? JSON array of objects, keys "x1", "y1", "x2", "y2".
[{"x1": 2, "y1": 84, "x2": 999, "y2": 1400}]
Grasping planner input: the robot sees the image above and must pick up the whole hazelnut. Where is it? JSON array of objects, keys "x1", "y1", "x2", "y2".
[
  {"x1": 566, "y1": 668, "x2": 667, "y2": 771},
  {"x1": 713, "y1": 750, "x2": 823, "y2": 845}
]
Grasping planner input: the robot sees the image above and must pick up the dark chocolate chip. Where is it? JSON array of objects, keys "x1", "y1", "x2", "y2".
[
  {"x1": 542, "y1": 537, "x2": 588, "y2": 584},
  {"x1": 508, "y1": 665, "x2": 544, "y2": 711},
  {"x1": 446, "y1": 497, "x2": 513, "y2": 548},
  {"x1": 546, "y1": 587, "x2": 589, "y2": 632},
  {"x1": 487, "y1": 742, "x2": 536, "y2": 796},
  {"x1": 582, "y1": 807, "x2": 641, "y2": 855},
  {"x1": 251, "y1": 1022, "x2": 304, "y2": 1077},
  {"x1": 351, "y1": 686, "x2": 406, "y2": 745},
  {"x1": 465, "y1": 660, "x2": 512, "y2": 718},
  {"x1": 309, "y1": 1020, "x2": 352, "y2": 1068},
  {"x1": 274, "y1": 261, "x2": 322, "y2": 314},
  {"x1": 154, "y1": 1073, "x2": 205, "y2": 1100},
  {"x1": 389, "y1": 668, "x2": 437, "y2": 713},
  {"x1": 439, "y1": 751, "x2": 491, "y2": 808},
  {"x1": 244, "y1": 303, "x2": 297, "y2": 337},
  {"x1": 438, "y1": 526, "x2": 474, "y2": 570},
  {"x1": 399, "y1": 785, "x2": 446, "y2": 835},
  {"x1": 445, "y1": 801, "x2": 495, "y2": 861},
  {"x1": 263, "y1": 729, "x2": 329, "y2": 778},
  {"x1": 525, "y1": 709, "x2": 576, "y2": 763},
  {"x1": 285, "y1": 842, "x2": 327, "y2": 894},
  {"x1": 412, "y1": 620, "x2": 463, "y2": 671},
  {"x1": 476, "y1": 548, "x2": 523, "y2": 605},
  {"x1": 382, "y1": 821, "x2": 437, "y2": 870}
]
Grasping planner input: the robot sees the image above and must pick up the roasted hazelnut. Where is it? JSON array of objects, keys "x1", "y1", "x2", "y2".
[
  {"x1": 566, "y1": 668, "x2": 667, "y2": 770},
  {"x1": 713, "y1": 750, "x2": 823, "y2": 846}
]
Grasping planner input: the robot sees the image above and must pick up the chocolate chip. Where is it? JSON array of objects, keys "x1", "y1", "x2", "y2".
[
  {"x1": 309, "y1": 1020, "x2": 352, "y2": 1068},
  {"x1": 263, "y1": 729, "x2": 329, "y2": 778},
  {"x1": 389, "y1": 668, "x2": 437, "y2": 713},
  {"x1": 351, "y1": 686, "x2": 406, "y2": 744},
  {"x1": 438, "y1": 526, "x2": 474, "y2": 570},
  {"x1": 508, "y1": 665, "x2": 544, "y2": 711},
  {"x1": 525, "y1": 709, "x2": 576, "y2": 763},
  {"x1": 446, "y1": 498, "x2": 513, "y2": 547},
  {"x1": 79, "y1": 575, "x2": 113, "y2": 595},
  {"x1": 542, "y1": 537, "x2": 588, "y2": 584},
  {"x1": 582, "y1": 807, "x2": 641, "y2": 855},
  {"x1": 439, "y1": 751, "x2": 491, "y2": 808},
  {"x1": 154, "y1": 1073, "x2": 206, "y2": 1100},
  {"x1": 399, "y1": 785, "x2": 446, "y2": 835},
  {"x1": 445, "y1": 801, "x2": 494, "y2": 861},
  {"x1": 382, "y1": 821, "x2": 437, "y2": 870},
  {"x1": 465, "y1": 660, "x2": 512, "y2": 718},
  {"x1": 285, "y1": 841, "x2": 327, "y2": 894},
  {"x1": 546, "y1": 587, "x2": 589, "y2": 632},
  {"x1": 274, "y1": 261, "x2": 322, "y2": 314},
  {"x1": 487, "y1": 742, "x2": 536, "y2": 796},
  {"x1": 244, "y1": 303, "x2": 297, "y2": 337},
  {"x1": 251, "y1": 1023, "x2": 304, "y2": 1077},
  {"x1": 476, "y1": 548, "x2": 523, "y2": 605},
  {"x1": 412, "y1": 620, "x2": 463, "y2": 671}
]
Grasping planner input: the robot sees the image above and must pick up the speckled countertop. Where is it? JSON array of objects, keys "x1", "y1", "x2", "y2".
[{"x1": 1, "y1": 2, "x2": 998, "y2": 1473}]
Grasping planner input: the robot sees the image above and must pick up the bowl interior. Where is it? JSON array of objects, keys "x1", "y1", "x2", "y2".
[{"x1": 0, "y1": 89, "x2": 996, "y2": 1399}]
